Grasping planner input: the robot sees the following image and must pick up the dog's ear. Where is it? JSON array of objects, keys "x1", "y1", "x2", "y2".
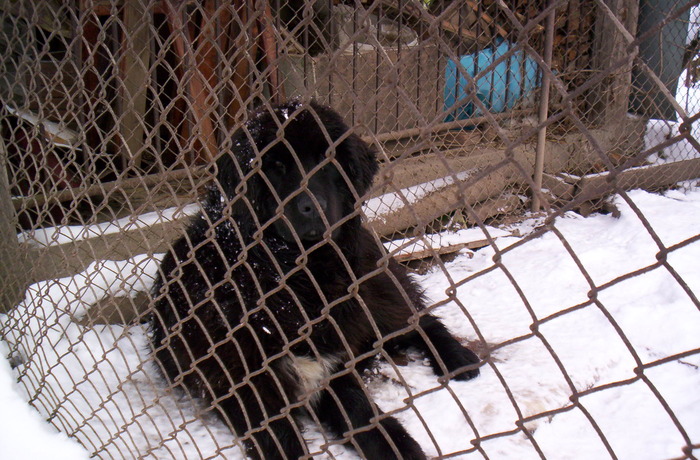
[
  {"x1": 216, "y1": 102, "x2": 279, "y2": 200},
  {"x1": 216, "y1": 124, "x2": 261, "y2": 199},
  {"x1": 213, "y1": 127, "x2": 265, "y2": 220},
  {"x1": 343, "y1": 133, "x2": 378, "y2": 198},
  {"x1": 215, "y1": 149, "x2": 241, "y2": 199},
  {"x1": 307, "y1": 101, "x2": 378, "y2": 198}
]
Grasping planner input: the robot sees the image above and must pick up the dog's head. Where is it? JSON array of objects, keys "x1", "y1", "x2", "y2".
[{"x1": 214, "y1": 101, "x2": 378, "y2": 245}]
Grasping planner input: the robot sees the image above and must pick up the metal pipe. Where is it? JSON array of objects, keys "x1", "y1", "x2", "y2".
[{"x1": 532, "y1": 1, "x2": 556, "y2": 212}]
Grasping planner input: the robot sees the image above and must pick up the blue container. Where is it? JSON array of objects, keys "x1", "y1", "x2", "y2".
[{"x1": 444, "y1": 40, "x2": 540, "y2": 122}]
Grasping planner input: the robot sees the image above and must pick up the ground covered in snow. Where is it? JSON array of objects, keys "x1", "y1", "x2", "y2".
[{"x1": 1, "y1": 185, "x2": 699, "y2": 460}]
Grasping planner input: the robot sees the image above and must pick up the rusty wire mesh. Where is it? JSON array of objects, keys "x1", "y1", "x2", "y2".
[{"x1": 1, "y1": 0, "x2": 699, "y2": 459}]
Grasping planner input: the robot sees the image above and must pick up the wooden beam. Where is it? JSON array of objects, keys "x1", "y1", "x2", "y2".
[
  {"x1": 367, "y1": 166, "x2": 517, "y2": 236},
  {"x1": 22, "y1": 214, "x2": 191, "y2": 287},
  {"x1": 119, "y1": 0, "x2": 152, "y2": 170},
  {"x1": 0, "y1": 139, "x2": 28, "y2": 312},
  {"x1": 392, "y1": 242, "x2": 479, "y2": 263},
  {"x1": 164, "y1": 0, "x2": 217, "y2": 163},
  {"x1": 575, "y1": 157, "x2": 700, "y2": 202},
  {"x1": 12, "y1": 166, "x2": 207, "y2": 210},
  {"x1": 587, "y1": 0, "x2": 639, "y2": 125},
  {"x1": 542, "y1": 173, "x2": 575, "y2": 201}
]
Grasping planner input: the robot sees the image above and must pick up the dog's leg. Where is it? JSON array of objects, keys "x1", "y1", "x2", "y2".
[
  {"x1": 417, "y1": 314, "x2": 480, "y2": 380},
  {"x1": 390, "y1": 314, "x2": 480, "y2": 381},
  {"x1": 217, "y1": 375, "x2": 307, "y2": 460},
  {"x1": 313, "y1": 372, "x2": 426, "y2": 460}
]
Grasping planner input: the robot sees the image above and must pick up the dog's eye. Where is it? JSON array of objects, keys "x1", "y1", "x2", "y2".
[{"x1": 272, "y1": 161, "x2": 286, "y2": 175}]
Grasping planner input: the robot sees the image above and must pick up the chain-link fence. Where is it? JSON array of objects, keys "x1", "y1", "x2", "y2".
[{"x1": 0, "y1": 0, "x2": 699, "y2": 459}]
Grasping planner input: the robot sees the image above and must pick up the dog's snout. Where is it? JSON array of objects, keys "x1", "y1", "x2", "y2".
[{"x1": 297, "y1": 192, "x2": 327, "y2": 217}]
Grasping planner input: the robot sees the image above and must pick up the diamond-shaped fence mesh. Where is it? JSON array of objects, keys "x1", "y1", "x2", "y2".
[{"x1": 0, "y1": 0, "x2": 699, "y2": 459}]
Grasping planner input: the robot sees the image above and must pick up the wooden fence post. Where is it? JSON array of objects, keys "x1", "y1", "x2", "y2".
[{"x1": 588, "y1": 0, "x2": 639, "y2": 126}]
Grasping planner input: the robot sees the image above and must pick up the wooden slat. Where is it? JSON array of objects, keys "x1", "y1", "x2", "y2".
[
  {"x1": 575, "y1": 157, "x2": 700, "y2": 202},
  {"x1": 164, "y1": 0, "x2": 217, "y2": 163},
  {"x1": 119, "y1": 0, "x2": 151, "y2": 170}
]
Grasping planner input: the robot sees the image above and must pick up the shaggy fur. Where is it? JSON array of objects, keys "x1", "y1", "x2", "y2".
[{"x1": 150, "y1": 101, "x2": 480, "y2": 459}]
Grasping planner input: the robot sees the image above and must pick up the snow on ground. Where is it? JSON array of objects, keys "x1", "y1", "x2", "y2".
[
  {"x1": 0, "y1": 340, "x2": 89, "y2": 460},
  {"x1": 1, "y1": 185, "x2": 699, "y2": 460}
]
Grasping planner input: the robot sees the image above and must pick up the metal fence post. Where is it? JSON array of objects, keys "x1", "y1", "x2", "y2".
[{"x1": 532, "y1": 0, "x2": 556, "y2": 212}]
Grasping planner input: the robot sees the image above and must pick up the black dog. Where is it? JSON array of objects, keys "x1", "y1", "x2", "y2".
[{"x1": 150, "y1": 101, "x2": 480, "y2": 459}]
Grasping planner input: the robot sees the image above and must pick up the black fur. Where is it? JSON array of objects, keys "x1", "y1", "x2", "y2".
[{"x1": 150, "y1": 101, "x2": 480, "y2": 459}]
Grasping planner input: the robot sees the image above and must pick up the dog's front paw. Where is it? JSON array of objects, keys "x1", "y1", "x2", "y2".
[{"x1": 444, "y1": 346, "x2": 480, "y2": 381}]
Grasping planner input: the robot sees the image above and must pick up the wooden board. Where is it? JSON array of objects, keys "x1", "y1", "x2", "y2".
[{"x1": 575, "y1": 157, "x2": 700, "y2": 202}]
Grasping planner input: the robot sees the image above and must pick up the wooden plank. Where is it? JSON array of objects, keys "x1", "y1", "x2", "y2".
[
  {"x1": 385, "y1": 227, "x2": 496, "y2": 263},
  {"x1": 12, "y1": 166, "x2": 207, "y2": 211},
  {"x1": 587, "y1": 0, "x2": 639, "y2": 125},
  {"x1": 392, "y1": 242, "x2": 476, "y2": 263},
  {"x1": 0, "y1": 144, "x2": 28, "y2": 311},
  {"x1": 223, "y1": 2, "x2": 250, "y2": 129},
  {"x1": 367, "y1": 166, "x2": 516, "y2": 236},
  {"x1": 80, "y1": 1, "x2": 104, "y2": 155},
  {"x1": 372, "y1": 144, "x2": 533, "y2": 198},
  {"x1": 165, "y1": 1, "x2": 217, "y2": 163},
  {"x1": 119, "y1": 0, "x2": 151, "y2": 170},
  {"x1": 542, "y1": 173, "x2": 575, "y2": 200},
  {"x1": 575, "y1": 157, "x2": 700, "y2": 202},
  {"x1": 22, "y1": 215, "x2": 191, "y2": 287},
  {"x1": 466, "y1": 195, "x2": 523, "y2": 225}
]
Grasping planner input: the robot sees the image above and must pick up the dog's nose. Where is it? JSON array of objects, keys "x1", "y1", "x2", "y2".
[{"x1": 297, "y1": 193, "x2": 327, "y2": 217}]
